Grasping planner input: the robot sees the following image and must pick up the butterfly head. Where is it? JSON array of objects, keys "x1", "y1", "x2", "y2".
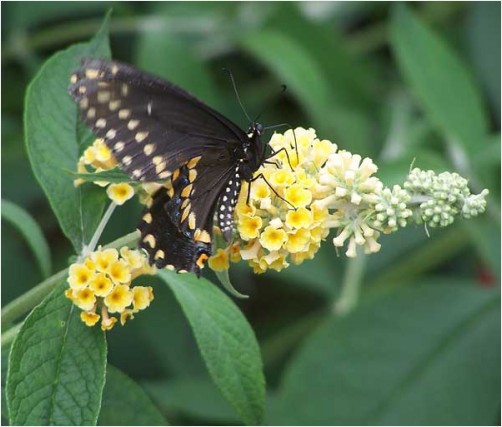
[{"x1": 241, "y1": 122, "x2": 264, "y2": 179}]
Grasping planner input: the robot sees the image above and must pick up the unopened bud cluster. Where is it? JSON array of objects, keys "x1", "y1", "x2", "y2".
[{"x1": 404, "y1": 168, "x2": 488, "y2": 228}]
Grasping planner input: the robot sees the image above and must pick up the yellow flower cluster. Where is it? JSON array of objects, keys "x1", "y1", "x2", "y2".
[
  {"x1": 210, "y1": 128, "x2": 335, "y2": 273},
  {"x1": 75, "y1": 139, "x2": 135, "y2": 206},
  {"x1": 65, "y1": 247, "x2": 155, "y2": 330}
]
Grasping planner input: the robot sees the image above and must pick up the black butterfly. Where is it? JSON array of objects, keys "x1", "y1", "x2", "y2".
[{"x1": 68, "y1": 58, "x2": 266, "y2": 276}]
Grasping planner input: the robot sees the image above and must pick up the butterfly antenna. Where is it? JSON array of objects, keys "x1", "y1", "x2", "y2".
[
  {"x1": 222, "y1": 68, "x2": 252, "y2": 123},
  {"x1": 254, "y1": 84, "x2": 287, "y2": 123}
]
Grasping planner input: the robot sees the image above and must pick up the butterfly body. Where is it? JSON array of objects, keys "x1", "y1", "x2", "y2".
[{"x1": 69, "y1": 59, "x2": 264, "y2": 276}]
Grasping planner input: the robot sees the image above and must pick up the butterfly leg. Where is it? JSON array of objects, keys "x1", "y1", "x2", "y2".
[
  {"x1": 262, "y1": 124, "x2": 299, "y2": 165},
  {"x1": 265, "y1": 147, "x2": 294, "y2": 170},
  {"x1": 247, "y1": 173, "x2": 296, "y2": 210}
]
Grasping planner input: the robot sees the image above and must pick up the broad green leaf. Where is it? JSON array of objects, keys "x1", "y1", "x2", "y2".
[
  {"x1": 466, "y1": 2, "x2": 501, "y2": 120},
  {"x1": 240, "y1": 30, "x2": 331, "y2": 124},
  {"x1": 24, "y1": 15, "x2": 111, "y2": 252},
  {"x1": 391, "y1": 5, "x2": 489, "y2": 154},
  {"x1": 240, "y1": 30, "x2": 373, "y2": 154},
  {"x1": 2, "y1": 199, "x2": 51, "y2": 278},
  {"x1": 98, "y1": 365, "x2": 167, "y2": 426},
  {"x1": 264, "y1": 3, "x2": 375, "y2": 111},
  {"x1": 6, "y1": 282, "x2": 107, "y2": 425},
  {"x1": 135, "y1": 10, "x2": 220, "y2": 109},
  {"x1": 462, "y1": 218, "x2": 501, "y2": 282},
  {"x1": 270, "y1": 281, "x2": 500, "y2": 425},
  {"x1": 159, "y1": 270, "x2": 265, "y2": 425},
  {"x1": 143, "y1": 378, "x2": 238, "y2": 423}
]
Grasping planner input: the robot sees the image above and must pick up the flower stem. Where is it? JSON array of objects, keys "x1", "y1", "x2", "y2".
[
  {"x1": 333, "y1": 252, "x2": 367, "y2": 316},
  {"x1": 82, "y1": 202, "x2": 117, "y2": 258},
  {"x1": 1, "y1": 231, "x2": 139, "y2": 326}
]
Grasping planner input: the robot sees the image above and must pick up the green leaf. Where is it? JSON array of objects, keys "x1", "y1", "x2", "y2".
[
  {"x1": 69, "y1": 168, "x2": 135, "y2": 184},
  {"x1": 143, "y1": 378, "x2": 239, "y2": 423},
  {"x1": 240, "y1": 30, "x2": 331, "y2": 123},
  {"x1": 158, "y1": 270, "x2": 265, "y2": 425},
  {"x1": 135, "y1": 9, "x2": 220, "y2": 108},
  {"x1": 6, "y1": 281, "x2": 107, "y2": 425},
  {"x1": 239, "y1": 29, "x2": 373, "y2": 154},
  {"x1": 466, "y1": 2, "x2": 501, "y2": 120},
  {"x1": 98, "y1": 365, "x2": 168, "y2": 426},
  {"x1": 391, "y1": 5, "x2": 489, "y2": 154},
  {"x1": 1, "y1": 198, "x2": 51, "y2": 278},
  {"x1": 214, "y1": 268, "x2": 249, "y2": 299},
  {"x1": 24, "y1": 14, "x2": 111, "y2": 252},
  {"x1": 270, "y1": 281, "x2": 500, "y2": 425},
  {"x1": 462, "y1": 218, "x2": 501, "y2": 281}
]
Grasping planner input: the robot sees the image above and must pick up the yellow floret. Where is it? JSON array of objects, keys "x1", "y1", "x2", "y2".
[
  {"x1": 285, "y1": 229, "x2": 311, "y2": 253},
  {"x1": 285, "y1": 207, "x2": 313, "y2": 229},
  {"x1": 259, "y1": 226, "x2": 288, "y2": 251},
  {"x1": 285, "y1": 184, "x2": 312, "y2": 208},
  {"x1": 132, "y1": 286, "x2": 154, "y2": 311},
  {"x1": 94, "y1": 139, "x2": 113, "y2": 163},
  {"x1": 101, "y1": 316, "x2": 118, "y2": 331},
  {"x1": 108, "y1": 260, "x2": 131, "y2": 284},
  {"x1": 107, "y1": 183, "x2": 134, "y2": 205},
  {"x1": 92, "y1": 248, "x2": 119, "y2": 273},
  {"x1": 67, "y1": 264, "x2": 93, "y2": 290},
  {"x1": 81, "y1": 311, "x2": 100, "y2": 327},
  {"x1": 238, "y1": 215, "x2": 263, "y2": 240},
  {"x1": 251, "y1": 179, "x2": 271, "y2": 199},
  {"x1": 73, "y1": 288, "x2": 96, "y2": 311},
  {"x1": 89, "y1": 272, "x2": 113, "y2": 297},
  {"x1": 104, "y1": 284, "x2": 133, "y2": 313},
  {"x1": 208, "y1": 248, "x2": 230, "y2": 271},
  {"x1": 270, "y1": 169, "x2": 295, "y2": 187},
  {"x1": 120, "y1": 309, "x2": 135, "y2": 325},
  {"x1": 120, "y1": 247, "x2": 144, "y2": 270}
]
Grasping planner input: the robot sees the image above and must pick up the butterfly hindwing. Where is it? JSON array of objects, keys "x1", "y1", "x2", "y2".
[{"x1": 138, "y1": 188, "x2": 211, "y2": 277}]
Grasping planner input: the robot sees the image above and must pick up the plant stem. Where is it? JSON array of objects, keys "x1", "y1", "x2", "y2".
[
  {"x1": 82, "y1": 201, "x2": 116, "y2": 258},
  {"x1": 1, "y1": 231, "x2": 139, "y2": 326},
  {"x1": 1, "y1": 269, "x2": 68, "y2": 326},
  {"x1": 333, "y1": 252, "x2": 367, "y2": 316},
  {"x1": 2, "y1": 16, "x2": 222, "y2": 63},
  {"x1": 2, "y1": 323, "x2": 23, "y2": 348}
]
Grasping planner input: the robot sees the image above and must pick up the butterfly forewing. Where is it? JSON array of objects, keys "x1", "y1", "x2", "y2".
[{"x1": 69, "y1": 59, "x2": 247, "y2": 182}]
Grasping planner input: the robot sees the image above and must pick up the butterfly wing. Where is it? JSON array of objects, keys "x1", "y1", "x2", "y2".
[
  {"x1": 138, "y1": 155, "x2": 238, "y2": 274},
  {"x1": 68, "y1": 58, "x2": 247, "y2": 182},
  {"x1": 68, "y1": 58, "x2": 249, "y2": 273}
]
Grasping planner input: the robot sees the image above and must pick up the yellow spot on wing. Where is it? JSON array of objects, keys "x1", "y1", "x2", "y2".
[
  {"x1": 181, "y1": 184, "x2": 193, "y2": 198},
  {"x1": 128, "y1": 120, "x2": 139, "y2": 130},
  {"x1": 187, "y1": 156, "x2": 202, "y2": 169},
  {"x1": 181, "y1": 205, "x2": 190, "y2": 223},
  {"x1": 188, "y1": 212, "x2": 196, "y2": 230},
  {"x1": 85, "y1": 69, "x2": 100, "y2": 79},
  {"x1": 196, "y1": 253, "x2": 209, "y2": 268},
  {"x1": 143, "y1": 234, "x2": 156, "y2": 248},
  {"x1": 154, "y1": 249, "x2": 165, "y2": 260},
  {"x1": 143, "y1": 213, "x2": 153, "y2": 224}
]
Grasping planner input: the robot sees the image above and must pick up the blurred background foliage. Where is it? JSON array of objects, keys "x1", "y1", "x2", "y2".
[{"x1": 2, "y1": 2, "x2": 500, "y2": 425}]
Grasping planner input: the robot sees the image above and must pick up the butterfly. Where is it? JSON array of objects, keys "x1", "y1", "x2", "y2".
[{"x1": 68, "y1": 58, "x2": 267, "y2": 277}]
